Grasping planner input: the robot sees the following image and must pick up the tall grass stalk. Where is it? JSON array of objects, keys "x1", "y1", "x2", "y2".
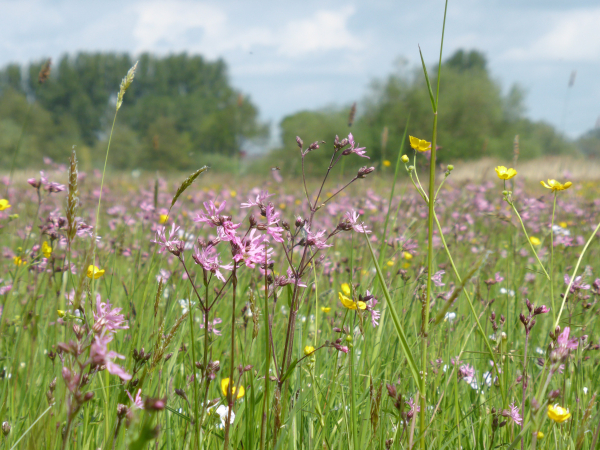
[{"x1": 419, "y1": 2, "x2": 448, "y2": 447}]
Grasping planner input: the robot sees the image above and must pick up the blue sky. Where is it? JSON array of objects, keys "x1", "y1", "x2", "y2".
[{"x1": 2, "y1": 0, "x2": 599, "y2": 144}]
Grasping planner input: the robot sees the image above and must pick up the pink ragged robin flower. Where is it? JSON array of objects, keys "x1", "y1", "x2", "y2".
[
  {"x1": 127, "y1": 389, "x2": 144, "y2": 409},
  {"x1": 90, "y1": 335, "x2": 131, "y2": 381},
  {"x1": 193, "y1": 246, "x2": 233, "y2": 282},
  {"x1": 93, "y1": 295, "x2": 128, "y2": 335}
]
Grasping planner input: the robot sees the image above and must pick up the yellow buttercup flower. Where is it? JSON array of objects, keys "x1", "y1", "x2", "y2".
[
  {"x1": 540, "y1": 179, "x2": 572, "y2": 192},
  {"x1": 402, "y1": 252, "x2": 413, "y2": 261},
  {"x1": 13, "y1": 256, "x2": 26, "y2": 266},
  {"x1": 383, "y1": 160, "x2": 391, "y2": 167},
  {"x1": 559, "y1": 222, "x2": 567, "y2": 228},
  {"x1": 339, "y1": 292, "x2": 366, "y2": 310},
  {"x1": 536, "y1": 431, "x2": 544, "y2": 439},
  {"x1": 386, "y1": 260, "x2": 394, "y2": 267},
  {"x1": 320, "y1": 307, "x2": 331, "y2": 313},
  {"x1": 304, "y1": 346, "x2": 315, "y2": 356},
  {"x1": 494, "y1": 166, "x2": 517, "y2": 180},
  {"x1": 87, "y1": 265, "x2": 105, "y2": 279},
  {"x1": 547, "y1": 404, "x2": 571, "y2": 423},
  {"x1": 230, "y1": 190, "x2": 237, "y2": 197},
  {"x1": 409, "y1": 136, "x2": 432, "y2": 152},
  {"x1": 221, "y1": 378, "x2": 245, "y2": 399},
  {"x1": 0, "y1": 199, "x2": 11, "y2": 211},
  {"x1": 42, "y1": 241, "x2": 52, "y2": 259},
  {"x1": 159, "y1": 214, "x2": 169, "y2": 224},
  {"x1": 341, "y1": 283, "x2": 351, "y2": 296},
  {"x1": 530, "y1": 236, "x2": 541, "y2": 246}
]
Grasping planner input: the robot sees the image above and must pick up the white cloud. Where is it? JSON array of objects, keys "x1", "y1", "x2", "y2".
[
  {"x1": 501, "y1": 7, "x2": 600, "y2": 62},
  {"x1": 131, "y1": 1, "x2": 362, "y2": 59},
  {"x1": 276, "y1": 6, "x2": 364, "y2": 56}
]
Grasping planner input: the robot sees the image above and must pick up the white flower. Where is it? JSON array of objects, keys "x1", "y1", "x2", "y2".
[
  {"x1": 482, "y1": 372, "x2": 492, "y2": 387},
  {"x1": 444, "y1": 312, "x2": 456, "y2": 323},
  {"x1": 215, "y1": 404, "x2": 234, "y2": 428},
  {"x1": 179, "y1": 299, "x2": 196, "y2": 314}
]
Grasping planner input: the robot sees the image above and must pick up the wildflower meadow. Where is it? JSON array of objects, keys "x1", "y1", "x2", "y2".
[{"x1": 1, "y1": 4, "x2": 600, "y2": 450}]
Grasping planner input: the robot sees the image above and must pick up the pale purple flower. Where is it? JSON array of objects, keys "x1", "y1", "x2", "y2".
[
  {"x1": 304, "y1": 226, "x2": 332, "y2": 249},
  {"x1": 127, "y1": 389, "x2": 144, "y2": 409},
  {"x1": 344, "y1": 210, "x2": 371, "y2": 234},
  {"x1": 231, "y1": 229, "x2": 272, "y2": 268},
  {"x1": 458, "y1": 363, "x2": 475, "y2": 384},
  {"x1": 264, "y1": 204, "x2": 285, "y2": 243},
  {"x1": 406, "y1": 397, "x2": 420, "y2": 419},
  {"x1": 199, "y1": 316, "x2": 222, "y2": 335},
  {"x1": 240, "y1": 190, "x2": 274, "y2": 209},
  {"x1": 494, "y1": 272, "x2": 504, "y2": 283},
  {"x1": 0, "y1": 280, "x2": 11, "y2": 295},
  {"x1": 431, "y1": 270, "x2": 445, "y2": 287},
  {"x1": 90, "y1": 335, "x2": 132, "y2": 381},
  {"x1": 564, "y1": 274, "x2": 590, "y2": 293},
  {"x1": 503, "y1": 402, "x2": 522, "y2": 425},
  {"x1": 93, "y1": 295, "x2": 128, "y2": 335},
  {"x1": 45, "y1": 182, "x2": 66, "y2": 193},
  {"x1": 151, "y1": 223, "x2": 184, "y2": 256},
  {"x1": 557, "y1": 327, "x2": 578, "y2": 351},
  {"x1": 193, "y1": 246, "x2": 233, "y2": 282},
  {"x1": 342, "y1": 133, "x2": 369, "y2": 159},
  {"x1": 364, "y1": 290, "x2": 380, "y2": 327},
  {"x1": 332, "y1": 343, "x2": 349, "y2": 354},
  {"x1": 193, "y1": 200, "x2": 227, "y2": 228}
]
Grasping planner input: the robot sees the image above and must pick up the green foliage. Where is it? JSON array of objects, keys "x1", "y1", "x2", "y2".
[
  {"x1": 0, "y1": 52, "x2": 267, "y2": 170},
  {"x1": 271, "y1": 50, "x2": 575, "y2": 174}
]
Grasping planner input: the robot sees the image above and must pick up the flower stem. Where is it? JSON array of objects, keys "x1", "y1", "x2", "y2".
[{"x1": 549, "y1": 192, "x2": 557, "y2": 324}]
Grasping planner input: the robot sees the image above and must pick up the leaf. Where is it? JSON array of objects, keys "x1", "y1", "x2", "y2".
[
  {"x1": 280, "y1": 358, "x2": 299, "y2": 383},
  {"x1": 169, "y1": 166, "x2": 208, "y2": 212},
  {"x1": 364, "y1": 233, "x2": 422, "y2": 394},
  {"x1": 418, "y1": 45, "x2": 437, "y2": 113}
]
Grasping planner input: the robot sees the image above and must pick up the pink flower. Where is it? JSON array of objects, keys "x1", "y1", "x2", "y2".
[
  {"x1": 503, "y1": 402, "x2": 522, "y2": 425},
  {"x1": 240, "y1": 190, "x2": 274, "y2": 209},
  {"x1": 557, "y1": 327, "x2": 578, "y2": 350},
  {"x1": 264, "y1": 204, "x2": 285, "y2": 243},
  {"x1": 193, "y1": 246, "x2": 233, "y2": 282},
  {"x1": 304, "y1": 226, "x2": 332, "y2": 250},
  {"x1": 127, "y1": 389, "x2": 144, "y2": 409},
  {"x1": 458, "y1": 363, "x2": 475, "y2": 384},
  {"x1": 406, "y1": 397, "x2": 420, "y2": 419},
  {"x1": 151, "y1": 223, "x2": 184, "y2": 256},
  {"x1": 431, "y1": 270, "x2": 445, "y2": 287},
  {"x1": 364, "y1": 290, "x2": 380, "y2": 327},
  {"x1": 93, "y1": 295, "x2": 129, "y2": 335},
  {"x1": 344, "y1": 210, "x2": 371, "y2": 234},
  {"x1": 199, "y1": 316, "x2": 222, "y2": 335},
  {"x1": 193, "y1": 200, "x2": 227, "y2": 228},
  {"x1": 231, "y1": 229, "x2": 272, "y2": 268},
  {"x1": 342, "y1": 133, "x2": 369, "y2": 159},
  {"x1": 564, "y1": 274, "x2": 590, "y2": 292},
  {"x1": 90, "y1": 335, "x2": 132, "y2": 381}
]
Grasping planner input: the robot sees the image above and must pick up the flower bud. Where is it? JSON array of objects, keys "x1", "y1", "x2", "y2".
[
  {"x1": 447, "y1": 164, "x2": 454, "y2": 171},
  {"x1": 296, "y1": 136, "x2": 303, "y2": 149},
  {"x1": 2, "y1": 422, "x2": 10, "y2": 436},
  {"x1": 357, "y1": 166, "x2": 375, "y2": 179},
  {"x1": 117, "y1": 404, "x2": 128, "y2": 418},
  {"x1": 83, "y1": 391, "x2": 95, "y2": 402},
  {"x1": 401, "y1": 155, "x2": 409, "y2": 163}
]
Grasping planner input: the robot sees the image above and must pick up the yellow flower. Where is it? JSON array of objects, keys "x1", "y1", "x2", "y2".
[
  {"x1": 339, "y1": 292, "x2": 366, "y2": 310},
  {"x1": 304, "y1": 346, "x2": 315, "y2": 356},
  {"x1": 547, "y1": 404, "x2": 571, "y2": 423},
  {"x1": 402, "y1": 262, "x2": 411, "y2": 269},
  {"x1": 530, "y1": 236, "x2": 541, "y2": 246},
  {"x1": 402, "y1": 252, "x2": 413, "y2": 261},
  {"x1": 386, "y1": 260, "x2": 394, "y2": 267},
  {"x1": 87, "y1": 265, "x2": 105, "y2": 279},
  {"x1": 221, "y1": 378, "x2": 245, "y2": 399},
  {"x1": 230, "y1": 190, "x2": 237, "y2": 197},
  {"x1": 159, "y1": 214, "x2": 169, "y2": 224},
  {"x1": 42, "y1": 241, "x2": 52, "y2": 259},
  {"x1": 409, "y1": 136, "x2": 431, "y2": 152},
  {"x1": 13, "y1": 256, "x2": 26, "y2": 266},
  {"x1": 320, "y1": 307, "x2": 331, "y2": 313},
  {"x1": 559, "y1": 221, "x2": 568, "y2": 228},
  {"x1": 383, "y1": 160, "x2": 391, "y2": 167},
  {"x1": 536, "y1": 431, "x2": 544, "y2": 439},
  {"x1": 494, "y1": 166, "x2": 517, "y2": 180},
  {"x1": 540, "y1": 179, "x2": 572, "y2": 192},
  {"x1": 341, "y1": 283, "x2": 351, "y2": 296},
  {"x1": 0, "y1": 199, "x2": 11, "y2": 211},
  {"x1": 295, "y1": 199, "x2": 301, "y2": 205},
  {"x1": 279, "y1": 203, "x2": 286, "y2": 210}
]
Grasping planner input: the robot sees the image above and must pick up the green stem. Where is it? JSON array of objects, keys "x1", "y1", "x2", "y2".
[
  {"x1": 509, "y1": 202, "x2": 550, "y2": 280},
  {"x1": 349, "y1": 339, "x2": 359, "y2": 450},
  {"x1": 550, "y1": 193, "x2": 557, "y2": 324},
  {"x1": 187, "y1": 288, "x2": 200, "y2": 449}
]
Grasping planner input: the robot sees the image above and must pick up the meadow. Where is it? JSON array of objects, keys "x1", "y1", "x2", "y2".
[{"x1": 1, "y1": 7, "x2": 600, "y2": 450}]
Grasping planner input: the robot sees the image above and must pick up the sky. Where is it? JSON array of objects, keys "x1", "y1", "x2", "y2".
[{"x1": 2, "y1": 0, "x2": 600, "y2": 145}]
